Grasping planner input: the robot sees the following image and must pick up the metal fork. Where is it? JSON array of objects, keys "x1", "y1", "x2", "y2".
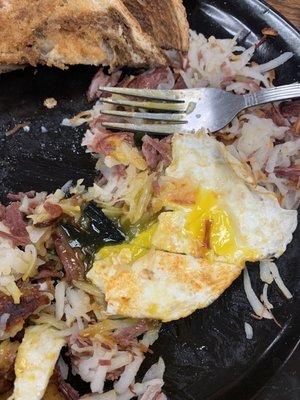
[{"x1": 98, "y1": 83, "x2": 300, "y2": 134}]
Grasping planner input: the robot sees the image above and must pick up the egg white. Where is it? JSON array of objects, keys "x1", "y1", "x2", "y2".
[
  {"x1": 89, "y1": 249, "x2": 243, "y2": 321},
  {"x1": 11, "y1": 325, "x2": 65, "y2": 400}
]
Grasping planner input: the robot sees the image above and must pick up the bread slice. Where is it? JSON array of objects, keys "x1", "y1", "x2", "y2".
[
  {"x1": 122, "y1": 0, "x2": 189, "y2": 52},
  {"x1": 0, "y1": 0, "x2": 167, "y2": 70}
]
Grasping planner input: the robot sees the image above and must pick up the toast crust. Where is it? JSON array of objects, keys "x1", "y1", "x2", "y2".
[
  {"x1": 0, "y1": 0, "x2": 167, "y2": 69},
  {"x1": 122, "y1": 0, "x2": 189, "y2": 52}
]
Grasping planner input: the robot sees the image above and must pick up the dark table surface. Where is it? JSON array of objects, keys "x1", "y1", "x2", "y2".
[{"x1": 267, "y1": 0, "x2": 300, "y2": 29}]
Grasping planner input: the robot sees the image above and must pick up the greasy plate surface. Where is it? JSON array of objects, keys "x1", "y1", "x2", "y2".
[{"x1": 0, "y1": 0, "x2": 299, "y2": 399}]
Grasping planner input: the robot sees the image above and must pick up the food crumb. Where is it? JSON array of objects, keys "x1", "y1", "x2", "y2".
[
  {"x1": 43, "y1": 97, "x2": 57, "y2": 109},
  {"x1": 244, "y1": 322, "x2": 253, "y2": 340},
  {"x1": 23, "y1": 125, "x2": 30, "y2": 132},
  {"x1": 5, "y1": 122, "x2": 31, "y2": 136},
  {"x1": 41, "y1": 126, "x2": 48, "y2": 133},
  {"x1": 261, "y1": 27, "x2": 278, "y2": 37}
]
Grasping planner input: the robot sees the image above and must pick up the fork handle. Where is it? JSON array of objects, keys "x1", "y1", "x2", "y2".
[{"x1": 243, "y1": 82, "x2": 300, "y2": 108}]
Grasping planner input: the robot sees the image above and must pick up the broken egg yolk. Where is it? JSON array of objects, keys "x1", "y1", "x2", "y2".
[
  {"x1": 185, "y1": 189, "x2": 236, "y2": 257},
  {"x1": 96, "y1": 188, "x2": 258, "y2": 264}
]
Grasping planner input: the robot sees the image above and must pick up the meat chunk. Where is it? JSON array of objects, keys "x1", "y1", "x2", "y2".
[
  {"x1": 142, "y1": 135, "x2": 172, "y2": 170},
  {"x1": 2, "y1": 202, "x2": 28, "y2": 238},
  {"x1": 0, "y1": 340, "x2": 19, "y2": 394},
  {"x1": 87, "y1": 68, "x2": 122, "y2": 102},
  {"x1": 112, "y1": 320, "x2": 149, "y2": 349},
  {"x1": 0, "y1": 202, "x2": 30, "y2": 246},
  {"x1": 52, "y1": 228, "x2": 85, "y2": 284},
  {"x1": 0, "y1": 230, "x2": 31, "y2": 246},
  {"x1": 0, "y1": 287, "x2": 50, "y2": 339},
  {"x1": 127, "y1": 67, "x2": 174, "y2": 89},
  {"x1": 7, "y1": 191, "x2": 36, "y2": 201},
  {"x1": 275, "y1": 166, "x2": 300, "y2": 181},
  {"x1": 52, "y1": 366, "x2": 79, "y2": 400},
  {"x1": 279, "y1": 100, "x2": 300, "y2": 118}
]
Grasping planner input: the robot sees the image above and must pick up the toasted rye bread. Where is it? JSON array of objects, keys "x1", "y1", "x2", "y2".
[
  {"x1": 122, "y1": 0, "x2": 189, "y2": 52},
  {"x1": 0, "y1": 0, "x2": 168, "y2": 71}
]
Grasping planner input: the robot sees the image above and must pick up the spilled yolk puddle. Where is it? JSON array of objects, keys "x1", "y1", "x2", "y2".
[{"x1": 97, "y1": 223, "x2": 158, "y2": 263}]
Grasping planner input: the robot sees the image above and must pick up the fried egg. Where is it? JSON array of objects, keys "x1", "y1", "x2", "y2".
[
  {"x1": 87, "y1": 132, "x2": 297, "y2": 321},
  {"x1": 88, "y1": 249, "x2": 242, "y2": 321},
  {"x1": 11, "y1": 325, "x2": 65, "y2": 400},
  {"x1": 163, "y1": 131, "x2": 297, "y2": 259}
]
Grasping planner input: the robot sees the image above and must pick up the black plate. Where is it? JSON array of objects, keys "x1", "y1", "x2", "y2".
[{"x1": 0, "y1": 1, "x2": 300, "y2": 399}]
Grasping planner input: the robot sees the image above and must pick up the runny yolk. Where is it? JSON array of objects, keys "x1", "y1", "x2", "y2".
[
  {"x1": 184, "y1": 189, "x2": 258, "y2": 262},
  {"x1": 97, "y1": 188, "x2": 258, "y2": 264},
  {"x1": 185, "y1": 189, "x2": 237, "y2": 258},
  {"x1": 97, "y1": 223, "x2": 158, "y2": 263}
]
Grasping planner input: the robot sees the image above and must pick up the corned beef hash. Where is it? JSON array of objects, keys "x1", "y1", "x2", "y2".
[{"x1": 0, "y1": 27, "x2": 300, "y2": 400}]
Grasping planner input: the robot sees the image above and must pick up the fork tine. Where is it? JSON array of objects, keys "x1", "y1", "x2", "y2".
[
  {"x1": 101, "y1": 122, "x2": 187, "y2": 135},
  {"x1": 99, "y1": 87, "x2": 185, "y2": 103},
  {"x1": 100, "y1": 109, "x2": 188, "y2": 123},
  {"x1": 100, "y1": 97, "x2": 187, "y2": 112}
]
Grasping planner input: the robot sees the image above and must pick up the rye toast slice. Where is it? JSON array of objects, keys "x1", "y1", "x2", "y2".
[{"x1": 0, "y1": 0, "x2": 167, "y2": 71}]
